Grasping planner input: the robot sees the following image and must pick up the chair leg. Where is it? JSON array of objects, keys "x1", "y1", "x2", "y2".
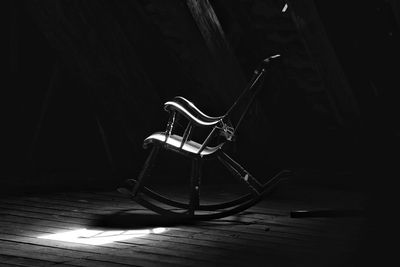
[
  {"x1": 217, "y1": 152, "x2": 263, "y2": 194},
  {"x1": 188, "y1": 158, "x2": 202, "y2": 215},
  {"x1": 131, "y1": 145, "x2": 160, "y2": 196}
]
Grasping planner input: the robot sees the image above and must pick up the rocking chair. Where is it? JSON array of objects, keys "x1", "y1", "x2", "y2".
[{"x1": 118, "y1": 54, "x2": 291, "y2": 220}]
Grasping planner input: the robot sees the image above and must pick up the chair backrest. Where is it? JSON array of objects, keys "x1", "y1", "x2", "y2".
[
  {"x1": 223, "y1": 54, "x2": 281, "y2": 136},
  {"x1": 158, "y1": 55, "x2": 281, "y2": 156}
]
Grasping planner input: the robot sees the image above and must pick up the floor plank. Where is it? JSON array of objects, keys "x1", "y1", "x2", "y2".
[{"x1": 0, "y1": 184, "x2": 366, "y2": 267}]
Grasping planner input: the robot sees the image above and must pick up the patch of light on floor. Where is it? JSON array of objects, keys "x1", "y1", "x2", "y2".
[{"x1": 38, "y1": 227, "x2": 167, "y2": 245}]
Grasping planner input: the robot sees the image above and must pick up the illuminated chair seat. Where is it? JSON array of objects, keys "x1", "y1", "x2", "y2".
[
  {"x1": 118, "y1": 55, "x2": 291, "y2": 220},
  {"x1": 144, "y1": 132, "x2": 223, "y2": 157}
]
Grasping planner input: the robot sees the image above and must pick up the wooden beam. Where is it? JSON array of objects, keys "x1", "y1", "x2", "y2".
[
  {"x1": 186, "y1": 0, "x2": 246, "y2": 105},
  {"x1": 10, "y1": 0, "x2": 18, "y2": 74},
  {"x1": 93, "y1": 115, "x2": 115, "y2": 171},
  {"x1": 186, "y1": 0, "x2": 232, "y2": 56}
]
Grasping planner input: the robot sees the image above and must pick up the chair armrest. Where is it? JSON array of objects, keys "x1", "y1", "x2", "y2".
[
  {"x1": 164, "y1": 96, "x2": 223, "y2": 127},
  {"x1": 173, "y1": 97, "x2": 223, "y2": 121}
]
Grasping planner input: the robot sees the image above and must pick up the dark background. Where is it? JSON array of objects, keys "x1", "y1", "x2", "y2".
[
  {"x1": 5, "y1": 1, "x2": 400, "y2": 264},
  {"x1": 6, "y1": 0, "x2": 400, "y2": 195}
]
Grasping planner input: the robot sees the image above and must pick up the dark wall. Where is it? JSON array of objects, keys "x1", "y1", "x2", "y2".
[
  {"x1": 6, "y1": 0, "x2": 399, "y2": 191},
  {"x1": 314, "y1": 3, "x2": 400, "y2": 260},
  {"x1": 314, "y1": 0, "x2": 400, "y2": 182},
  {"x1": 7, "y1": 1, "x2": 113, "y2": 189},
  {"x1": 316, "y1": 0, "x2": 400, "y2": 133}
]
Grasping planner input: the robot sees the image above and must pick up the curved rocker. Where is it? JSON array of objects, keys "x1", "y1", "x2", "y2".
[{"x1": 118, "y1": 55, "x2": 290, "y2": 220}]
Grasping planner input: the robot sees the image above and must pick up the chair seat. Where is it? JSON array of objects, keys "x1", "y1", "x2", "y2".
[{"x1": 144, "y1": 132, "x2": 223, "y2": 156}]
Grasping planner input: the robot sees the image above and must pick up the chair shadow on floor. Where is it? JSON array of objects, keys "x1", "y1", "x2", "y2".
[{"x1": 91, "y1": 210, "x2": 257, "y2": 230}]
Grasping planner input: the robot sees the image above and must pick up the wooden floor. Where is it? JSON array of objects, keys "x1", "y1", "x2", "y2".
[{"x1": 0, "y1": 183, "x2": 368, "y2": 267}]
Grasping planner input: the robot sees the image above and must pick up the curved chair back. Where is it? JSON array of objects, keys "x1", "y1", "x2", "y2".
[{"x1": 224, "y1": 54, "x2": 281, "y2": 136}]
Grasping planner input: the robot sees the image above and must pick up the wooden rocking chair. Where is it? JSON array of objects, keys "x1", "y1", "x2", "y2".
[{"x1": 118, "y1": 54, "x2": 291, "y2": 220}]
